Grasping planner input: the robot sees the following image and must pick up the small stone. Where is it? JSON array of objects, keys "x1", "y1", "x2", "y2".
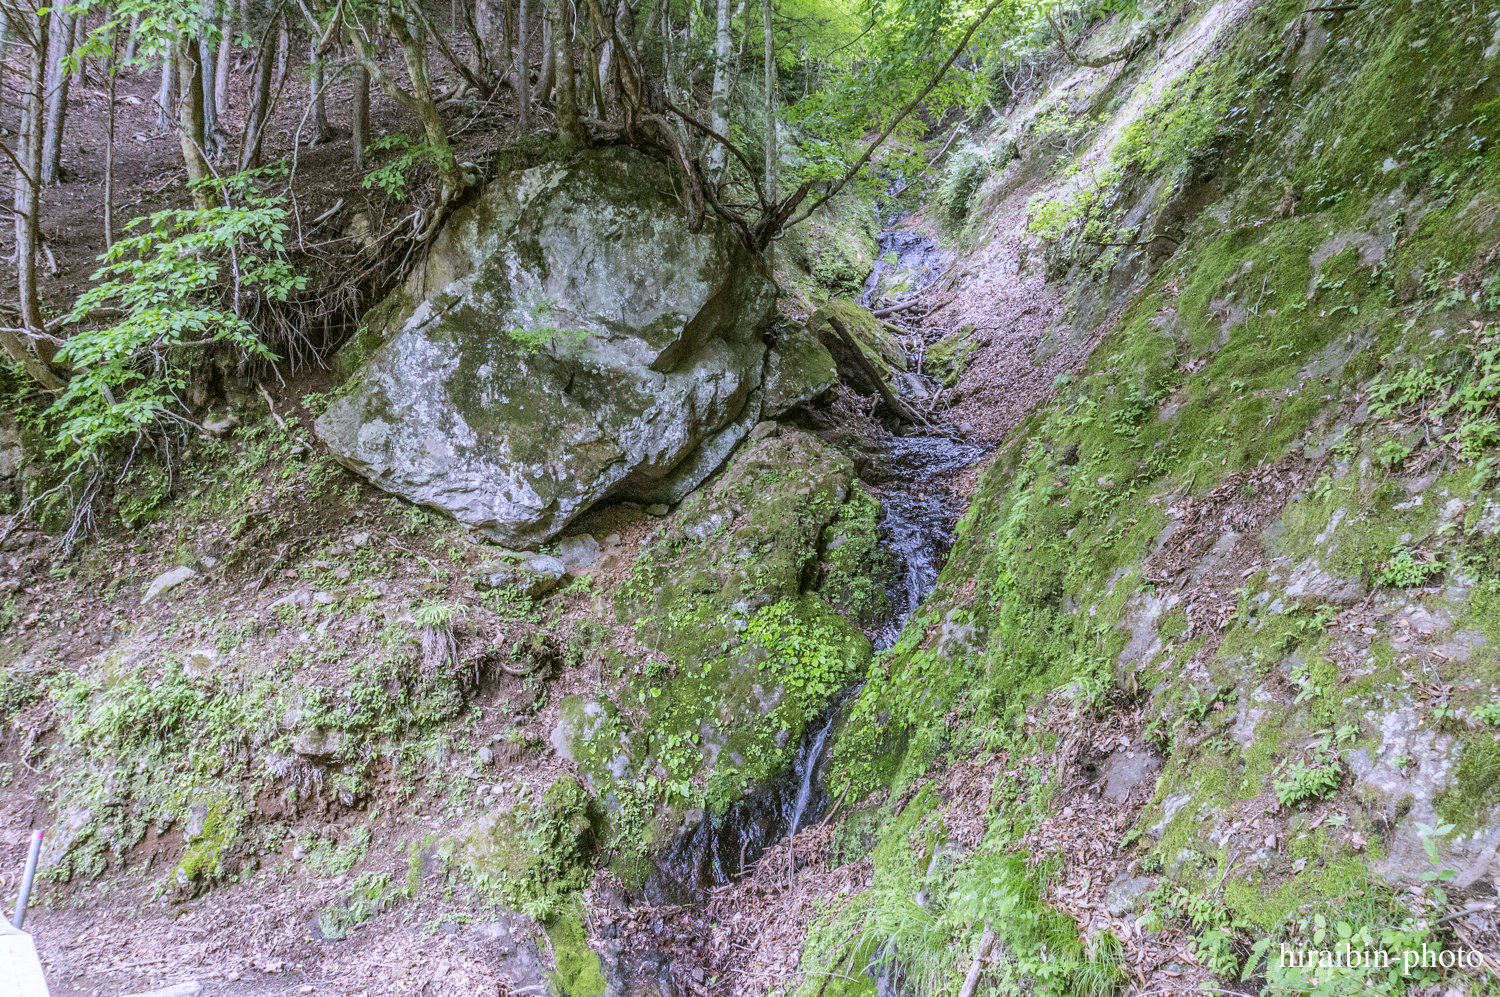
[
  {"x1": 477, "y1": 746, "x2": 494, "y2": 766},
  {"x1": 142, "y1": 566, "x2": 197, "y2": 605},
  {"x1": 646, "y1": 503, "x2": 670, "y2": 517},
  {"x1": 348, "y1": 531, "x2": 371, "y2": 547},
  {"x1": 312, "y1": 591, "x2": 335, "y2": 605},
  {"x1": 748, "y1": 420, "x2": 779, "y2": 442},
  {"x1": 1062, "y1": 807, "x2": 1074, "y2": 817},
  {"x1": 557, "y1": 534, "x2": 603, "y2": 574},
  {"x1": 603, "y1": 533, "x2": 622, "y2": 547},
  {"x1": 199, "y1": 555, "x2": 219, "y2": 568},
  {"x1": 301, "y1": 987, "x2": 315, "y2": 994},
  {"x1": 1265, "y1": 834, "x2": 1277, "y2": 849}
]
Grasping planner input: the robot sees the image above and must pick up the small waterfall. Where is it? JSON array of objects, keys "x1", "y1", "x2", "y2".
[
  {"x1": 640, "y1": 220, "x2": 981, "y2": 909},
  {"x1": 787, "y1": 710, "x2": 838, "y2": 836}
]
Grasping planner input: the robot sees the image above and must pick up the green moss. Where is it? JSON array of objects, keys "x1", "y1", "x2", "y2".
[
  {"x1": 819, "y1": 482, "x2": 894, "y2": 627},
  {"x1": 175, "y1": 801, "x2": 238, "y2": 886},
  {"x1": 926, "y1": 324, "x2": 980, "y2": 388},
  {"x1": 547, "y1": 900, "x2": 607, "y2": 997},
  {"x1": 1435, "y1": 729, "x2": 1500, "y2": 832}
]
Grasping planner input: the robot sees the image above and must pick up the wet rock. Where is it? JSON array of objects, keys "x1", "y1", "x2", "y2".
[
  {"x1": 268, "y1": 588, "x2": 314, "y2": 612},
  {"x1": 183, "y1": 802, "x2": 208, "y2": 840},
  {"x1": 317, "y1": 147, "x2": 776, "y2": 548},
  {"x1": 470, "y1": 915, "x2": 553, "y2": 996},
  {"x1": 142, "y1": 566, "x2": 196, "y2": 605},
  {"x1": 1098, "y1": 748, "x2": 1163, "y2": 802},
  {"x1": 1284, "y1": 558, "x2": 1365, "y2": 605},
  {"x1": 474, "y1": 555, "x2": 566, "y2": 597},
  {"x1": 926, "y1": 323, "x2": 981, "y2": 387},
  {"x1": 293, "y1": 729, "x2": 345, "y2": 759}
]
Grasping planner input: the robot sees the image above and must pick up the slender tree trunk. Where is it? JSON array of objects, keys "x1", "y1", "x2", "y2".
[
  {"x1": 380, "y1": 10, "x2": 465, "y2": 204},
  {"x1": 155, "y1": 49, "x2": 176, "y2": 132},
  {"x1": 308, "y1": 45, "x2": 332, "y2": 143},
  {"x1": 71, "y1": 11, "x2": 86, "y2": 88},
  {"x1": 239, "y1": 15, "x2": 277, "y2": 170},
  {"x1": 123, "y1": 12, "x2": 139, "y2": 62},
  {"x1": 275, "y1": 18, "x2": 289, "y2": 86},
  {"x1": 104, "y1": 28, "x2": 116, "y2": 247},
  {"x1": 707, "y1": 0, "x2": 731, "y2": 172},
  {"x1": 539, "y1": 19, "x2": 553, "y2": 103},
  {"x1": 176, "y1": 35, "x2": 214, "y2": 209},
  {"x1": 40, "y1": 7, "x2": 74, "y2": 185},
  {"x1": 515, "y1": 0, "x2": 530, "y2": 128},
  {"x1": 544, "y1": 0, "x2": 582, "y2": 143},
  {"x1": 762, "y1": 0, "x2": 774, "y2": 201},
  {"x1": 351, "y1": 64, "x2": 369, "y2": 168},
  {"x1": 215, "y1": 8, "x2": 232, "y2": 116},
  {"x1": 3, "y1": 12, "x2": 62, "y2": 388},
  {"x1": 200, "y1": 28, "x2": 219, "y2": 155}
]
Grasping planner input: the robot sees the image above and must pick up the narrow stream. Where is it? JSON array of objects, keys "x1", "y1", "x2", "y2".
[{"x1": 642, "y1": 226, "x2": 981, "y2": 908}]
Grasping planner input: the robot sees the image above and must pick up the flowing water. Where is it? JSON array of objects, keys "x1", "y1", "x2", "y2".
[{"x1": 642, "y1": 226, "x2": 981, "y2": 908}]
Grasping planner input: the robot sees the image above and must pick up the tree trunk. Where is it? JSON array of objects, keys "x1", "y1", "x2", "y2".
[
  {"x1": 515, "y1": 0, "x2": 530, "y2": 128},
  {"x1": 176, "y1": 35, "x2": 214, "y2": 209},
  {"x1": 215, "y1": 8, "x2": 232, "y2": 116},
  {"x1": 4, "y1": 11, "x2": 62, "y2": 388},
  {"x1": 275, "y1": 18, "x2": 289, "y2": 86},
  {"x1": 239, "y1": 16, "x2": 277, "y2": 170},
  {"x1": 308, "y1": 46, "x2": 333, "y2": 144},
  {"x1": 155, "y1": 49, "x2": 176, "y2": 132},
  {"x1": 707, "y1": 0, "x2": 731, "y2": 172},
  {"x1": 544, "y1": 0, "x2": 582, "y2": 143},
  {"x1": 40, "y1": 7, "x2": 74, "y2": 185},
  {"x1": 379, "y1": 10, "x2": 465, "y2": 205},
  {"x1": 123, "y1": 12, "x2": 139, "y2": 62},
  {"x1": 539, "y1": 19, "x2": 553, "y2": 103},
  {"x1": 762, "y1": 0, "x2": 774, "y2": 201},
  {"x1": 104, "y1": 28, "x2": 116, "y2": 247},
  {"x1": 200, "y1": 27, "x2": 219, "y2": 156},
  {"x1": 351, "y1": 65, "x2": 369, "y2": 168}
]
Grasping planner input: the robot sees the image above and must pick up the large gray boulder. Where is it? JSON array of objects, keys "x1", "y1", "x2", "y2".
[{"x1": 317, "y1": 147, "x2": 776, "y2": 548}]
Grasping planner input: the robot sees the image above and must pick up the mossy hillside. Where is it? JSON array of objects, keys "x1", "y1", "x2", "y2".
[
  {"x1": 803, "y1": 2, "x2": 1500, "y2": 991},
  {"x1": 778, "y1": 192, "x2": 882, "y2": 306},
  {"x1": 3, "y1": 407, "x2": 594, "y2": 894},
  {"x1": 609, "y1": 429, "x2": 875, "y2": 827}
]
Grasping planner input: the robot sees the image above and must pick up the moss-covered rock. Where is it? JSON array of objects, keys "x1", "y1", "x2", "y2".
[
  {"x1": 926, "y1": 323, "x2": 981, "y2": 388},
  {"x1": 316, "y1": 146, "x2": 777, "y2": 548},
  {"x1": 805, "y1": 300, "x2": 909, "y2": 396},
  {"x1": 763, "y1": 321, "x2": 840, "y2": 418},
  {"x1": 611, "y1": 429, "x2": 874, "y2": 817}
]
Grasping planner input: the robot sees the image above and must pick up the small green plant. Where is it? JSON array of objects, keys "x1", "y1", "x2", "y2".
[
  {"x1": 1475, "y1": 701, "x2": 1500, "y2": 726},
  {"x1": 1372, "y1": 437, "x2": 1410, "y2": 471},
  {"x1": 1375, "y1": 545, "x2": 1443, "y2": 588},
  {"x1": 362, "y1": 134, "x2": 456, "y2": 200},
  {"x1": 1274, "y1": 741, "x2": 1343, "y2": 808}
]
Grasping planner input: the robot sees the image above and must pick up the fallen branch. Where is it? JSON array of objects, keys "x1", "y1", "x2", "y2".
[
  {"x1": 872, "y1": 296, "x2": 923, "y2": 318},
  {"x1": 826, "y1": 315, "x2": 929, "y2": 426},
  {"x1": 957, "y1": 922, "x2": 996, "y2": 997}
]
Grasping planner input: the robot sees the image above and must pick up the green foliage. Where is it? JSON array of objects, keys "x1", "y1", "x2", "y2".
[
  {"x1": 361, "y1": 134, "x2": 456, "y2": 200},
  {"x1": 1273, "y1": 741, "x2": 1343, "y2": 809},
  {"x1": 1369, "y1": 327, "x2": 1500, "y2": 461},
  {"x1": 939, "y1": 143, "x2": 991, "y2": 224},
  {"x1": 50, "y1": 170, "x2": 302, "y2": 468},
  {"x1": 1374, "y1": 546, "x2": 1443, "y2": 589},
  {"x1": 744, "y1": 597, "x2": 865, "y2": 703}
]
